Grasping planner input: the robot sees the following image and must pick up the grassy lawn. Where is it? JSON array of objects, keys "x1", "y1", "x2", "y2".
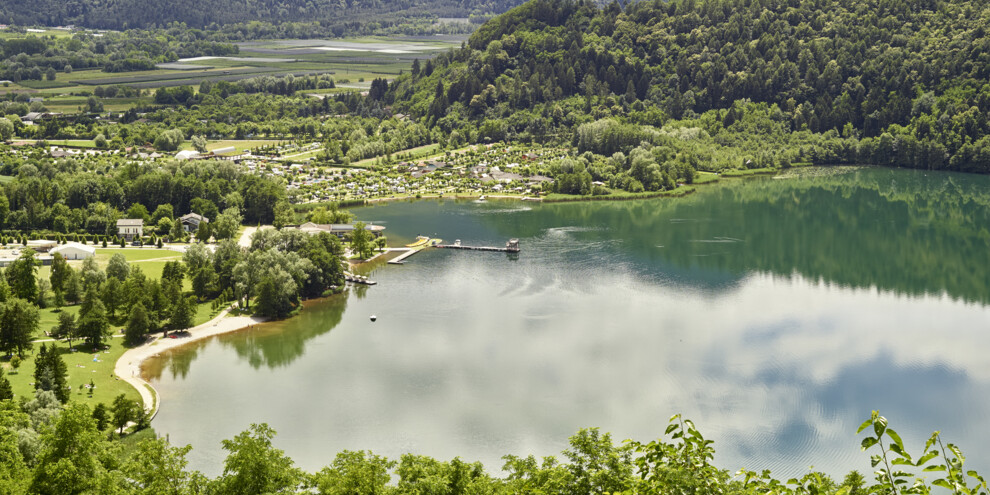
[
  {"x1": 694, "y1": 171, "x2": 721, "y2": 184},
  {"x1": 297, "y1": 87, "x2": 363, "y2": 96},
  {"x1": 1, "y1": 336, "x2": 142, "y2": 406},
  {"x1": 3, "y1": 281, "x2": 228, "y2": 409},
  {"x1": 350, "y1": 143, "x2": 442, "y2": 168},
  {"x1": 0, "y1": 29, "x2": 77, "y2": 39},
  {"x1": 132, "y1": 261, "x2": 169, "y2": 282},
  {"x1": 117, "y1": 428, "x2": 158, "y2": 458},
  {"x1": 43, "y1": 139, "x2": 98, "y2": 148},
  {"x1": 178, "y1": 139, "x2": 285, "y2": 153},
  {"x1": 94, "y1": 248, "x2": 182, "y2": 263},
  {"x1": 24, "y1": 248, "x2": 183, "y2": 339},
  {"x1": 193, "y1": 300, "x2": 220, "y2": 326},
  {"x1": 37, "y1": 305, "x2": 81, "y2": 339},
  {"x1": 278, "y1": 148, "x2": 323, "y2": 161}
]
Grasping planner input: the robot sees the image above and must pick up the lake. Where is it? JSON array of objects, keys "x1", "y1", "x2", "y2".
[{"x1": 144, "y1": 166, "x2": 990, "y2": 479}]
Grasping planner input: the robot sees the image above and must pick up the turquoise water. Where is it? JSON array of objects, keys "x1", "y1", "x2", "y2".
[{"x1": 146, "y1": 167, "x2": 990, "y2": 478}]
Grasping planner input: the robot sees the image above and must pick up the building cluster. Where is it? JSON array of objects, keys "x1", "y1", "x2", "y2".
[
  {"x1": 0, "y1": 212, "x2": 211, "y2": 266},
  {"x1": 0, "y1": 240, "x2": 95, "y2": 267},
  {"x1": 115, "y1": 213, "x2": 206, "y2": 241},
  {"x1": 29, "y1": 142, "x2": 562, "y2": 204},
  {"x1": 260, "y1": 144, "x2": 561, "y2": 203}
]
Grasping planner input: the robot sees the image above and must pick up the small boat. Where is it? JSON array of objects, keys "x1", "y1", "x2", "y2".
[{"x1": 370, "y1": 315, "x2": 377, "y2": 322}]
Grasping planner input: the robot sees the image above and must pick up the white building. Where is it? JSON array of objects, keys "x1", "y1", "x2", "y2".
[
  {"x1": 117, "y1": 218, "x2": 144, "y2": 240},
  {"x1": 50, "y1": 242, "x2": 96, "y2": 260},
  {"x1": 174, "y1": 150, "x2": 201, "y2": 160},
  {"x1": 180, "y1": 212, "x2": 209, "y2": 232}
]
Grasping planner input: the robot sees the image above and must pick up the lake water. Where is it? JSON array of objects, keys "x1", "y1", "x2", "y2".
[{"x1": 145, "y1": 167, "x2": 990, "y2": 479}]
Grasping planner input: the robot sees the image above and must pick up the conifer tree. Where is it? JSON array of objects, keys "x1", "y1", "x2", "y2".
[
  {"x1": 0, "y1": 365, "x2": 12, "y2": 400},
  {"x1": 124, "y1": 302, "x2": 150, "y2": 347},
  {"x1": 78, "y1": 286, "x2": 110, "y2": 349}
]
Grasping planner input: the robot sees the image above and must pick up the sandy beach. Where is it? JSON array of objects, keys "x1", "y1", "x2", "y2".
[{"x1": 114, "y1": 307, "x2": 268, "y2": 416}]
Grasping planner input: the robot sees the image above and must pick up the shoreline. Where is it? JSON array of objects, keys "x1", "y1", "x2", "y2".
[
  {"x1": 111, "y1": 169, "x2": 780, "y2": 415},
  {"x1": 113, "y1": 306, "x2": 269, "y2": 416}
]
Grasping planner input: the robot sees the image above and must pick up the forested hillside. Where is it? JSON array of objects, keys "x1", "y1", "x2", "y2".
[
  {"x1": 389, "y1": 0, "x2": 990, "y2": 173},
  {"x1": 0, "y1": 0, "x2": 523, "y2": 30}
]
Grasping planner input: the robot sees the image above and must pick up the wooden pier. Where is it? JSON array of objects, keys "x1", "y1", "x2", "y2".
[
  {"x1": 437, "y1": 238, "x2": 520, "y2": 253},
  {"x1": 387, "y1": 237, "x2": 442, "y2": 264},
  {"x1": 387, "y1": 248, "x2": 418, "y2": 264}
]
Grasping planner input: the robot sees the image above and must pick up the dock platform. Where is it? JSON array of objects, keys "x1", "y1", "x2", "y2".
[
  {"x1": 437, "y1": 238, "x2": 520, "y2": 253},
  {"x1": 387, "y1": 248, "x2": 418, "y2": 264},
  {"x1": 387, "y1": 237, "x2": 442, "y2": 264},
  {"x1": 344, "y1": 273, "x2": 377, "y2": 285}
]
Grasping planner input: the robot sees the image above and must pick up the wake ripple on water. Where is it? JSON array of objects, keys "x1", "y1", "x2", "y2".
[
  {"x1": 456, "y1": 206, "x2": 534, "y2": 215},
  {"x1": 689, "y1": 237, "x2": 745, "y2": 243},
  {"x1": 543, "y1": 225, "x2": 607, "y2": 234}
]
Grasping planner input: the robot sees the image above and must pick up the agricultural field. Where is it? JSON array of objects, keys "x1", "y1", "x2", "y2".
[
  {"x1": 70, "y1": 67, "x2": 275, "y2": 86},
  {"x1": 2, "y1": 35, "x2": 459, "y2": 112},
  {"x1": 0, "y1": 27, "x2": 78, "y2": 39}
]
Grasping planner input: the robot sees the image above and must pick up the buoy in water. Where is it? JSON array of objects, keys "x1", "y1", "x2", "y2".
[{"x1": 370, "y1": 315, "x2": 377, "y2": 322}]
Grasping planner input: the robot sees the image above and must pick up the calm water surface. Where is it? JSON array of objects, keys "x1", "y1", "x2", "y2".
[{"x1": 145, "y1": 167, "x2": 990, "y2": 478}]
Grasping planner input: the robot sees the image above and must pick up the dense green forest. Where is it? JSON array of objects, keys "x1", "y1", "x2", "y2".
[
  {"x1": 0, "y1": 0, "x2": 521, "y2": 31},
  {"x1": 0, "y1": 155, "x2": 291, "y2": 232},
  {"x1": 4, "y1": 0, "x2": 990, "y2": 198},
  {"x1": 387, "y1": 0, "x2": 990, "y2": 182}
]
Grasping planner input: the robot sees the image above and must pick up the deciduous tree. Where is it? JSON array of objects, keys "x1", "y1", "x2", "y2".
[
  {"x1": 106, "y1": 252, "x2": 131, "y2": 281},
  {"x1": 215, "y1": 423, "x2": 302, "y2": 495},
  {"x1": 5, "y1": 249, "x2": 37, "y2": 301}
]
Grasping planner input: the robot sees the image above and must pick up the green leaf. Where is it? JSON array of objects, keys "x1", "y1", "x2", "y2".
[
  {"x1": 887, "y1": 428, "x2": 905, "y2": 450},
  {"x1": 889, "y1": 443, "x2": 905, "y2": 457},
  {"x1": 916, "y1": 451, "x2": 939, "y2": 466},
  {"x1": 861, "y1": 437, "x2": 879, "y2": 451},
  {"x1": 923, "y1": 464, "x2": 947, "y2": 472},
  {"x1": 873, "y1": 415, "x2": 888, "y2": 437},
  {"x1": 857, "y1": 418, "x2": 873, "y2": 434},
  {"x1": 933, "y1": 479, "x2": 953, "y2": 490},
  {"x1": 949, "y1": 444, "x2": 966, "y2": 463}
]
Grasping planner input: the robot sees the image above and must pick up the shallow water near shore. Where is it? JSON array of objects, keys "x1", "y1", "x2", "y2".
[{"x1": 144, "y1": 167, "x2": 990, "y2": 478}]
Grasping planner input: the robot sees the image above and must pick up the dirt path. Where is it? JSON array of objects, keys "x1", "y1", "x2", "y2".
[{"x1": 238, "y1": 226, "x2": 271, "y2": 248}]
